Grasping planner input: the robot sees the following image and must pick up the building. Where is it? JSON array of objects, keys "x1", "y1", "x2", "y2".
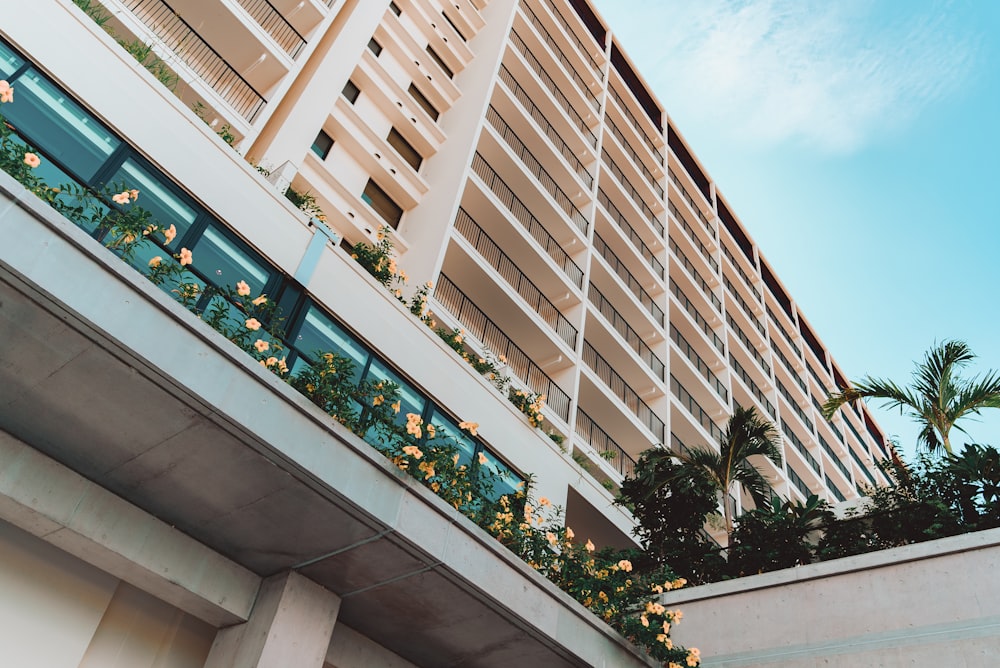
[{"x1": 0, "y1": 0, "x2": 893, "y2": 666}]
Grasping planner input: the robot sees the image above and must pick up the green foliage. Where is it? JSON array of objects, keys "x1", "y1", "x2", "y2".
[
  {"x1": 507, "y1": 387, "x2": 545, "y2": 427},
  {"x1": 191, "y1": 102, "x2": 237, "y2": 147},
  {"x1": 729, "y1": 494, "x2": 834, "y2": 576},
  {"x1": 284, "y1": 187, "x2": 325, "y2": 219}
]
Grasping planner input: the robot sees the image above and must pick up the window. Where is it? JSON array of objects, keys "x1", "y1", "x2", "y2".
[
  {"x1": 311, "y1": 130, "x2": 334, "y2": 159},
  {"x1": 407, "y1": 83, "x2": 439, "y2": 121},
  {"x1": 361, "y1": 179, "x2": 403, "y2": 228},
  {"x1": 389, "y1": 1, "x2": 401, "y2": 16},
  {"x1": 425, "y1": 46, "x2": 453, "y2": 79},
  {"x1": 342, "y1": 79, "x2": 360, "y2": 104},
  {"x1": 367, "y1": 38, "x2": 382, "y2": 56},
  {"x1": 442, "y1": 12, "x2": 467, "y2": 42},
  {"x1": 386, "y1": 128, "x2": 422, "y2": 171}
]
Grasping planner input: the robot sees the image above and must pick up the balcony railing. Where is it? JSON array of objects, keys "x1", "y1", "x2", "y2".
[
  {"x1": 787, "y1": 464, "x2": 811, "y2": 498},
  {"x1": 606, "y1": 117, "x2": 663, "y2": 198},
  {"x1": 588, "y1": 283, "x2": 665, "y2": 380},
  {"x1": 520, "y1": 2, "x2": 599, "y2": 112},
  {"x1": 594, "y1": 233, "x2": 664, "y2": 325},
  {"x1": 670, "y1": 374, "x2": 723, "y2": 442},
  {"x1": 435, "y1": 275, "x2": 571, "y2": 421},
  {"x1": 730, "y1": 353, "x2": 775, "y2": 418},
  {"x1": 233, "y1": 0, "x2": 306, "y2": 58},
  {"x1": 776, "y1": 379, "x2": 814, "y2": 432},
  {"x1": 781, "y1": 421, "x2": 820, "y2": 474},
  {"x1": 608, "y1": 84, "x2": 663, "y2": 162},
  {"x1": 825, "y1": 474, "x2": 846, "y2": 502},
  {"x1": 849, "y1": 446, "x2": 877, "y2": 486},
  {"x1": 669, "y1": 202, "x2": 717, "y2": 274},
  {"x1": 601, "y1": 152, "x2": 663, "y2": 235},
  {"x1": 454, "y1": 208, "x2": 578, "y2": 348},
  {"x1": 670, "y1": 324, "x2": 727, "y2": 402},
  {"x1": 582, "y1": 341, "x2": 665, "y2": 440},
  {"x1": 540, "y1": 0, "x2": 602, "y2": 78},
  {"x1": 723, "y1": 275, "x2": 764, "y2": 335},
  {"x1": 122, "y1": 0, "x2": 267, "y2": 122},
  {"x1": 819, "y1": 432, "x2": 851, "y2": 481},
  {"x1": 668, "y1": 167, "x2": 713, "y2": 238},
  {"x1": 497, "y1": 64, "x2": 593, "y2": 189},
  {"x1": 767, "y1": 305, "x2": 802, "y2": 359},
  {"x1": 485, "y1": 106, "x2": 588, "y2": 235},
  {"x1": 669, "y1": 238, "x2": 721, "y2": 312},
  {"x1": 670, "y1": 282, "x2": 724, "y2": 354},
  {"x1": 576, "y1": 409, "x2": 638, "y2": 479},
  {"x1": 509, "y1": 31, "x2": 597, "y2": 148},
  {"x1": 722, "y1": 243, "x2": 761, "y2": 302},
  {"x1": 808, "y1": 362, "x2": 829, "y2": 394},
  {"x1": 727, "y1": 313, "x2": 771, "y2": 377},
  {"x1": 844, "y1": 416, "x2": 869, "y2": 455},
  {"x1": 470, "y1": 153, "x2": 584, "y2": 288},
  {"x1": 596, "y1": 189, "x2": 664, "y2": 279},
  {"x1": 770, "y1": 337, "x2": 806, "y2": 392}
]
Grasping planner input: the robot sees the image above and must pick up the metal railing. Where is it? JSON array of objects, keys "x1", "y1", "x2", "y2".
[
  {"x1": 776, "y1": 379, "x2": 814, "y2": 432},
  {"x1": 787, "y1": 464, "x2": 811, "y2": 498},
  {"x1": 670, "y1": 282, "x2": 724, "y2": 354},
  {"x1": 669, "y1": 201, "x2": 717, "y2": 272},
  {"x1": 233, "y1": 0, "x2": 305, "y2": 57},
  {"x1": 819, "y1": 433, "x2": 851, "y2": 481},
  {"x1": 122, "y1": 0, "x2": 266, "y2": 121},
  {"x1": 588, "y1": 283, "x2": 665, "y2": 380},
  {"x1": 825, "y1": 474, "x2": 846, "y2": 502},
  {"x1": 767, "y1": 305, "x2": 802, "y2": 359},
  {"x1": 669, "y1": 237, "x2": 721, "y2": 312},
  {"x1": 520, "y1": 2, "x2": 599, "y2": 111},
  {"x1": 596, "y1": 189, "x2": 664, "y2": 279},
  {"x1": 607, "y1": 117, "x2": 664, "y2": 199},
  {"x1": 781, "y1": 421, "x2": 820, "y2": 474},
  {"x1": 668, "y1": 168, "x2": 714, "y2": 238},
  {"x1": 670, "y1": 374, "x2": 723, "y2": 442},
  {"x1": 470, "y1": 153, "x2": 584, "y2": 287},
  {"x1": 509, "y1": 30, "x2": 597, "y2": 148},
  {"x1": 730, "y1": 353, "x2": 775, "y2": 418},
  {"x1": 541, "y1": 0, "x2": 602, "y2": 78},
  {"x1": 454, "y1": 208, "x2": 577, "y2": 348},
  {"x1": 485, "y1": 106, "x2": 588, "y2": 234},
  {"x1": 608, "y1": 84, "x2": 663, "y2": 161},
  {"x1": 576, "y1": 409, "x2": 638, "y2": 479},
  {"x1": 723, "y1": 275, "x2": 764, "y2": 334},
  {"x1": 808, "y1": 362, "x2": 829, "y2": 393},
  {"x1": 582, "y1": 341, "x2": 665, "y2": 440},
  {"x1": 594, "y1": 233, "x2": 664, "y2": 325},
  {"x1": 844, "y1": 416, "x2": 869, "y2": 455},
  {"x1": 850, "y1": 446, "x2": 877, "y2": 486},
  {"x1": 727, "y1": 313, "x2": 771, "y2": 377},
  {"x1": 435, "y1": 275, "x2": 571, "y2": 420},
  {"x1": 670, "y1": 324, "x2": 727, "y2": 402},
  {"x1": 770, "y1": 337, "x2": 806, "y2": 392},
  {"x1": 497, "y1": 64, "x2": 593, "y2": 188},
  {"x1": 722, "y1": 243, "x2": 761, "y2": 302},
  {"x1": 601, "y1": 152, "x2": 663, "y2": 235}
]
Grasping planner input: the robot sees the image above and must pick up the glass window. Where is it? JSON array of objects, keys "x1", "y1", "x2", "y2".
[
  {"x1": 389, "y1": 2, "x2": 401, "y2": 16},
  {"x1": 425, "y1": 46, "x2": 453, "y2": 79},
  {"x1": 367, "y1": 38, "x2": 382, "y2": 56},
  {"x1": 293, "y1": 306, "x2": 369, "y2": 384},
  {"x1": 479, "y1": 450, "x2": 523, "y2": 501},
  {"x1": 386, "y1": 128, "x2": 422, "y2": 171},
  {"x1": 442, "y1": 12, "x2": 467, "y2": 42},
  {"x1": 5, "y1": 68, "x2": 120, "y2": 181},
  {"x1": 429, "y1": 409, "x2": 476, "y2": 468},
  {"x1": 311, "y1": 130, "x2": 333, "y2": 160},
  {"x1": 407, "y1": 84, "x2": 439, "y2": 121},
  {"x1": 107, "y1": 158, "x2": 198, "y2": 246},
  {"x1": 191, "y1": 226, "x2": 270, "y2": 292},
  {"x1": 342, "y1": 80, "x2": 360, "y2": 104},
  {"x1": 0, "y1": 41, "x2": 24, "y2": 78},
  {"x1": 361, "y1": 179, "x2": 403, "y2": 228}
]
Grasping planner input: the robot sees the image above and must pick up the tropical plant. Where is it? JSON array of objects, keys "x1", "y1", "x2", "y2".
[
  {"x1": 729, "y1": 494, "x2": 834, "y2": 575},
  {"x1": 822, "y1": 340, "x2": 1000, "y2": 455}
]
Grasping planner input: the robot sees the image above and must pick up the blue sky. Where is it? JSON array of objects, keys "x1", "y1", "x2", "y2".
[{"x1": 589, "y1": 0, "x2": 1000, "y2": 459}]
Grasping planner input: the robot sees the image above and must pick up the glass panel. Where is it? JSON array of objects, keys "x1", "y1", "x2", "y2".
[
  {"x1": 429, "y1": 409, "x2": 476, "y2": 467},
  {"x1": 364, "y1": 359, "x2": 426, "y2": 425},
  {"x1": 479, "y1": 451, "x2": 523, "y2": 501},
  {"x1": 191, "y1": 226, "x2": 270, "y2": 292},
  {"x1": 294, "y1": 306, "x2": 368, "y2": 383},
  {"x1": 108, "y1": 159, "x2": 197, "y2": 246},
  {"x1": 0, "y1": 41, "x2": 24, "y2": 77},
  {"x1": 6, "y1": 68, "x2": 119, "y2": 181}
]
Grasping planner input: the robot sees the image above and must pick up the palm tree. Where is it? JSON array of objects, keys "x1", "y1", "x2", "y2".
[
  {"x1": 643, "y1": 406, "x2": 783, "y2": 541},
  {"x1": 822, "y1": 340, "x2": 1000, "y2": 456}
]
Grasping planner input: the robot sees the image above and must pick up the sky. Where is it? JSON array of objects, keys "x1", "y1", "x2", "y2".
[{"x1": 589, "y1": 0, "x2": 1000, "y2": 460}]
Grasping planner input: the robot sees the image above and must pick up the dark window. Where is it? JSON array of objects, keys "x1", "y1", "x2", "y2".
[
  {"x1": 442, "y1": 12, "x2": 467, "y2": 42},
  {"x1": 342, "y1": 80, "x2": 360, "y2": 104},
  {"x1": 367, "y1": 38, "x2": 382, "y2": 56},
  {"x1": 361, "y1": 179, "x2": 403, "y2": 228},
  {"x1": 387, "y1": 128, "x2": 422, "y2": 171},
  {"x1": 311, "y1": 130, "x2": 334, "y2": 159},
  {"x1": 407, "y1": 83, "x2": 439, "y2": 121},
  {"x1": 389, "y1": 1, "x2": 401, "y2": 16},
  {"x1": 425, "y1": 46, "x2": 453, "y2": 79}
]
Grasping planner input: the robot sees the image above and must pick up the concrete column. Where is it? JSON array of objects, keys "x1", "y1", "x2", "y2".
[{"x1": 205, "y1": 572, "x2": 341, "y2": 668}]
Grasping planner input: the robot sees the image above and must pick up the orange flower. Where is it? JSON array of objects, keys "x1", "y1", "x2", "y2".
[
  {"x1": 402, "y1": 445, "x2": 423, "y2": 459},
  {"x1": 252, "y1": 294, "x2": 267, "y2": 306},
  {"x1": 148, "y1": 256, "x2": 162, "y2": 268},
  {"x1": 277, "y1": 358, "x2": 288, "y2": 374},
  {"x1": 373, "y1": 395, "x2": 384, "y2": 406},
  {"x1": 0, "y1": 80, "x2": 13, "y2": 103},
  {"x1": 178, "y1": 247, "x2": 193, "y2": 266},
  {"x1": 585, "y1": 539, "x2": 595, "y2": 552},
  {"x1": 477, "y1": 451, "x2": 488, "y2": 466},
  {"x1": 459, "y1": 421, "x2": 479, "y2": 436},
  {"x1": 253, "y1": 339, "x2": 269, "y2": 353},
  {"x1": 538, "y1": 496, "x2": 551, "y2": 507},
  {"x1": 129, "y1": 189, "x2": 140, "y2": 201},
  {"x1": 236, "y1": 280, "x2": 251, "y2": 296},
  {"x1": 163, "y1": 224, "x2": 177, "y2": 244},
  {"x1": 245, "y1": 318, "x2": 262, "y2": 331},
  {"x1": 391, "y1": 400, "x2": 400, "y2": 413},
  {"x1": 112, "y1": 191, "x2": 131, "y2": 205},
  {"x1": 264, "y1": 356, "x2": 278, "y2": 367},
  {"x1": 426, "y1": 424, "x2": 436, "y2": 438},
  {"x1": 565, "y1": 527, "x2": 575, "y2": 540},
  {"x1": 23, "y1": 152, "x2": 40, "y2": 168}
]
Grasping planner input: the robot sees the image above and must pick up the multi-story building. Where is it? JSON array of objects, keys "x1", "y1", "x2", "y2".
[{"x1": 0, "y1": 0, "x2": 893, "y2": 666}]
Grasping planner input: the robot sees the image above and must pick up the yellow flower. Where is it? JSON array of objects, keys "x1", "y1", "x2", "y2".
[
  {"x1": 236, "y1": 280, "x2": 251, "y2": 296},
  {"x1": 459, "y1": 421, "x2": 479, "y2": 436},
  {"x1": 162, "y1": 224, "x2": 177, "y2": 244},
  {"x1": 0, "y1": 80, "x2": 14, "y2": 103},
  {"x1": 252, "y1": 294, "x2": 267, "y2": 306},
  {"x1": 129, "y1": 189, "x2": 140, "y2": 201},
  {"x1": 565, "y1": 527, "x2": 574, "y2": 540},
  {"x1": 373, "y1": 395, "x2": 384, "y2": 406},
  {"x1": 265, "y1": 356, "x2": 278, "y2": 367},
  {"x1": 178, "y1": 247, "x2": 193, "y2": 266},
  {"x1": 23, "y1": 152, "x2": 40, "y2": 168},
  {"x1": 477, "y1": 451, "x2": 488, "y2": 466},
  {"x1": 545, "y1": 532, "x2": 558, "y2": 546},
  {"x1": 452, "y1": 453, "x2": 460, "y2": 466},
  {"x1": 112, "y1": 190, "x2": 131, "y2": 204},
  {"x1": 402, "y1": 445, "x2": 423, "y2": 459},
  {"x1": 662, "y1": 621, "x2": 671, "y2": 634},
  {"x1": 617, "y1": 559, "x2": 632, "y2": 572},
  {"x1": 640, "y1": 614, "x2": 649, "y2": 627},
  {"x1": 391, "y1": 400, "x2": 401, "y2": 413},
  {"x1": 585, "y1": 539, "x2": 595, "y2": 552},
  {"x1": 538, "y1": 496, "x2": 551, "y2": 507},
  {"x1": 254, "y1": 339, "x2": 269, "y2": 352},
  {"x1": 148, "y1": 256, "x2": 162, "y2": 268},
  {"x1": 277, "y1": 358, "x2": 288, "y2": 373},
  {"x1": 426, "y1": 424, "x2": 436, "y2": 438},
  {"x1": 245, "y1": 318, "x2": 262, "y2": 331}
]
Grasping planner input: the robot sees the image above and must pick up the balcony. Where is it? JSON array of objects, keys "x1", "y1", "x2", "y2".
[
  {"x1": 575, "y1": 409, "x2": 638, "y2": 480},
  {"x1": 518, "y1": 2, "x2": 600, "y2": 114},
  {"x1": 604, "y1": 116, "x2": 664, "y2": 201},
  {"x1": 582, "y1": 341, "x2": 665, "y2": 442},
  {"x1": 669, "y1": 324, "x2": 727, "y2": 402},
  {"x1": 669, "y1": 237, "x2": 721, "y2": 313},
  {"x1": 601, "y1": 152, "x2": 663, "y2": 237},
  {"x1": 453, "y1": 208, "x2": 577, "y2": 349},
  {"x1": 588, "y1": 283, "x2": 664, "y2": 381},
  {"x1": 596, "y1": 188, "x2": 664, "y2": 281},
  {"x1": 668, "y1": 281, "x2": 724, "y2": 355},
  {"x1": 726, "y1": 312, "x2": 771, "y2": 378},
  {"x1": 670, "y1": 374, "x2": 723, "y2": 443},
  {"x1": 669, "y1": 200, "x2": 717, "y2": 273},
  {"x1": 607, "y1": 83, "x2": 663, "y2": 165},
  {"x1": 781, "y1": 420, "x2": 821, "y2": 477},
  {"x1": 233, "y1": 0, "x2": 306, "y2": 57},
  {"x1": 722, "y1": 242, "x2": 761, "y2": 303},
  {"x1": 723, "y1": 275, "x2": 764, "y2": 335},
  {"x1": 668, "y1": 167, "x2": 715, "y2": 240},
  {"x1": 593, "y1": 233, "x2": 664, "y2": 326},
  {"x1": 537, "y1": 0, "x2": 605, "y2": 80},
  {"x1": 730, "y1": 353, "x2": 775, "y2": 418},
  {"x1": 433, "y1": 275, "x2": 572, "y2": 422}
]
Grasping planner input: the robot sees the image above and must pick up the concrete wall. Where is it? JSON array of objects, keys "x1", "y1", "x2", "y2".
[{"x1": 660, "y1": 528, "x2": 1000, "y2": 667}]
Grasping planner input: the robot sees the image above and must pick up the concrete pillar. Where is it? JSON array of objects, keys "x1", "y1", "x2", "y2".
[{"x1": 204, "y1": 572, "x2": 341, "y2": 668}]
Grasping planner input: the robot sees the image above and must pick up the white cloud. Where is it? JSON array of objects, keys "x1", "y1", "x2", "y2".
[{"x1": 595, "y1": 0, "x2": 979, "y2": 153}]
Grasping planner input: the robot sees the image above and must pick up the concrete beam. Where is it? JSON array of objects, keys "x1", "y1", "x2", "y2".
[{"x1": 0, "y1": 429, "x2": 259, "y2": 627}]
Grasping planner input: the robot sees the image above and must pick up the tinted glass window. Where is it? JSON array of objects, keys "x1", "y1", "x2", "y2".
[
  {"x1": 293, "y1": 306, "x2": 369, "y2": 383},
  {"x1": 191, "y1": 226, "x2": 270, "y2": 292},
  {"x1": 0, "y1": 41, "x2": 24, "y2": 77},
  {"x1": 107, "y1": 158, "x2": 198, "y2": 246}
]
